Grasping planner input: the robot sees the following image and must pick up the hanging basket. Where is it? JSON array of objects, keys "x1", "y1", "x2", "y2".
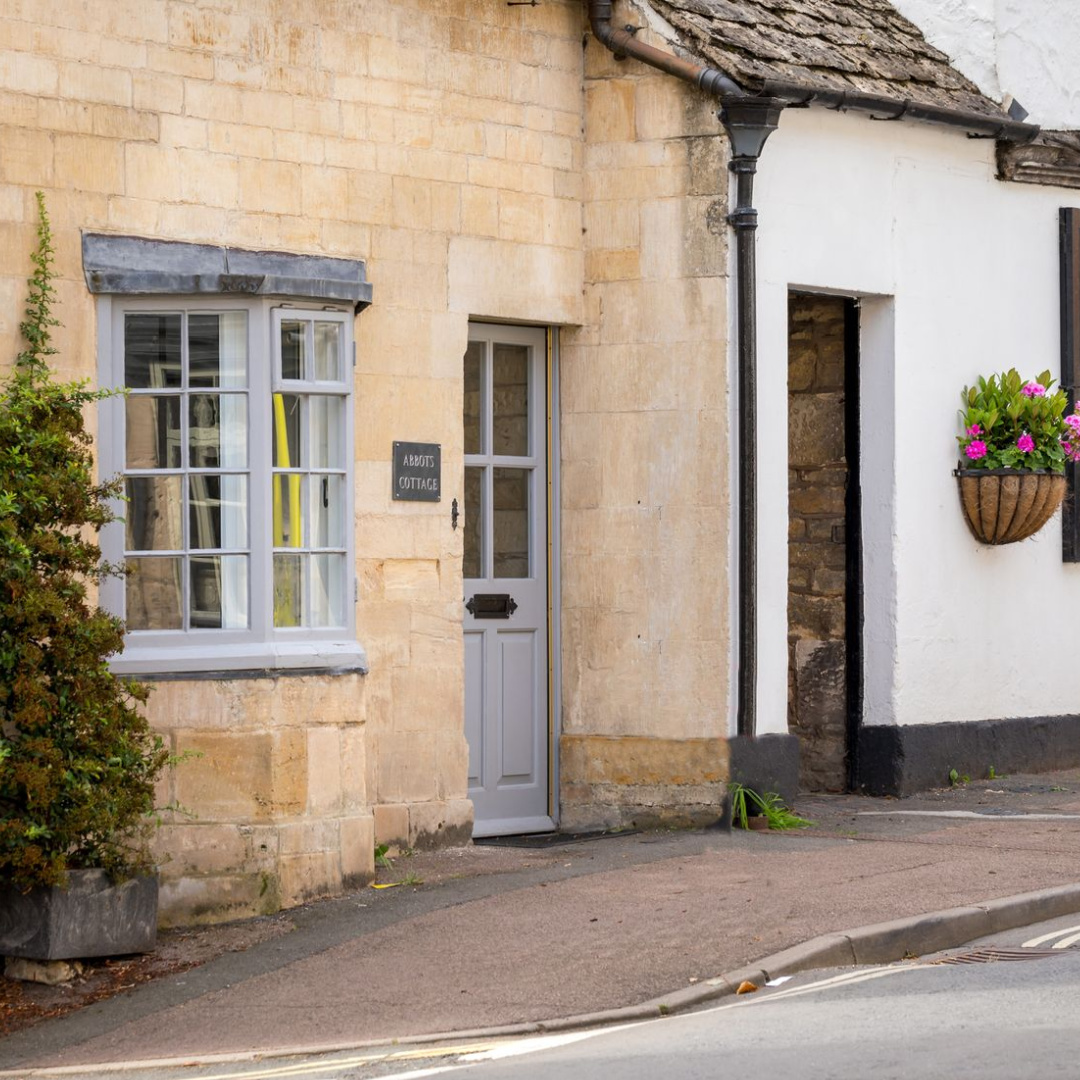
[{"x1": 954, "y1": 468, "x2": 1066, "y2": 545}]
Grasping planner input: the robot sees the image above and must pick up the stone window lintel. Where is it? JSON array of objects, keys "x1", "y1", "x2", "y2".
[{"x1": 82, "y1": 233, "x2": 373, "y2": 311}]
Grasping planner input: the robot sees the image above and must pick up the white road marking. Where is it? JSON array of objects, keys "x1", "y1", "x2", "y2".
[
  {"x1": 702, "y1": 964, "x2": 933, "y2": 1015},
  {"x1": 857, "y1": 811, "x2": 1080, "y2": 821},
  {"x1": 460, "y1": 1029, "x2": 627, "y2": 1062},
  {"x1": 172, "y1": 1030, "x2": 633, "y2": 1080},
  {"x1": 161, "y1": 1043, "x2": 509, "y2": 1080},
  {"x1": 374, "y1": 1068, "x2": 462, "y2": 1080},
  {"x1": 1022, "y1": 924, "x2": 1080, "y2": 948},
  {"x1": 367, "y1": 1067, "x2": 460, "y2": 1075}
]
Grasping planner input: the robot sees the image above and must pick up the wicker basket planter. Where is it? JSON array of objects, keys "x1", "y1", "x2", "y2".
[{"x1": 955, "y1": 468, "x2": 1066, "y2": 545}]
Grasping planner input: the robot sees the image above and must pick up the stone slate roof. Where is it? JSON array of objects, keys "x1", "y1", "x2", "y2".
[{"x1": 648, "y1": 0, "x2": 1008, "y2": 121}]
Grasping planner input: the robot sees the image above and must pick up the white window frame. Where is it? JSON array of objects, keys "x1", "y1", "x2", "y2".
[{"x1": 98, "y1": 295, "x2": 365, "y2": 676}]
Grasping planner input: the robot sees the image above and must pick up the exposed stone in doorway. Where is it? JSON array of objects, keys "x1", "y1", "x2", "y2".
[{"x1": 788, "y1": 295, "x2": 848, "y2": 792}]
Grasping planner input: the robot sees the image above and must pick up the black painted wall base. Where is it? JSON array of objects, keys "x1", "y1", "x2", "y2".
[
  {"x1": 728, "y1": 734, "x2": 801, "y2": 806},
  {"x1": 857, "y1": 715, "x2": 1080, "y2": 796}
]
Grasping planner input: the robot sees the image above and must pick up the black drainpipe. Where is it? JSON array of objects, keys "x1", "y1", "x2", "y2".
[
  {"x1": 584, "y1": 0, "x2": 1040, "y2": 744},
  {"x1": 720, "y1": 101, "x2": 783, "y2": 738}
]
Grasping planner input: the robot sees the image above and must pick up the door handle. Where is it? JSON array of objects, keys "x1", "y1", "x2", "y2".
[{"x1": 466, "y1": 594, "x2": 518, "y2": 619}]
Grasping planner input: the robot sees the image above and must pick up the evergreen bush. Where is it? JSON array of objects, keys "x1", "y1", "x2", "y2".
[{"x1": 0, "y1": 193, "x2": 168, "y2": 892}]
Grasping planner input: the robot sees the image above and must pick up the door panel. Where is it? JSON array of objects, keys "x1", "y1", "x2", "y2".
[
  {"x1": 464, "y1": 323, "x2": 551, "y2": 836},
  {"x1": 499, "y1": 631, "x2": 537, "y2": 782}
]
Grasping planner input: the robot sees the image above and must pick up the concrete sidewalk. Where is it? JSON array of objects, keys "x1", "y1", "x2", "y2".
[{"x1": 5, "y1": 769, "x2": 1080, "y2": 1073}]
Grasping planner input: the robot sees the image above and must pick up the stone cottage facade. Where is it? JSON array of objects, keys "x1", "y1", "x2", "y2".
[
  {"x1": 2, "y1": 0, "x2": 1080, "y2": 924},
  {"x1": 0, "y1": 0, "x2": 737, "y2": 924}
]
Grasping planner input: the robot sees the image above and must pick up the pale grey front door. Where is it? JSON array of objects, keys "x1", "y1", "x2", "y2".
[{"x1": 463, "y1": 323, "x2": 552, "y2": 836}]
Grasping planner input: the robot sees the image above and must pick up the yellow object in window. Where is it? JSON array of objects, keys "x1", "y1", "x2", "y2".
[{"x1": 273, "y1": 392, "x2": 302, "y2": 626}]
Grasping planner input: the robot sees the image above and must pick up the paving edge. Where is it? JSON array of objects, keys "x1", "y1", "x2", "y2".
[{"x1": 9, "y1": 881, "x2": 1080, "y2": 1078}]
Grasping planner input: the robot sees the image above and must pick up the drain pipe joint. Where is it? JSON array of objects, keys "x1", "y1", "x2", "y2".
[{"x1": 587, "y1": 0, "x2": 745, "y2": 100}]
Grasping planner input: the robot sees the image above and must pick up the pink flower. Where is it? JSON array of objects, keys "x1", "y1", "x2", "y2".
[
  {"x1": 966, "y1": 424, "x2": 982, "y2": 436},
  {"x1": 1017, "y1": 433, "x2": 1035, "y2": 453},
  {"x1": 1022, "y1": 382, "x2": 1046, "y2": 397},
  {"x1": 965, "y1": 440, "x2": 988, "y2": 460},
  {"x1": 1065, "y1": 414, "x2": 1080, "y2": 432}
]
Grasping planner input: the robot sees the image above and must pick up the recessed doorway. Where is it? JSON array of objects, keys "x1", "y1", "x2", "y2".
[{"x1": 787, "y1": 293, "x2": 862, "y2": 791}]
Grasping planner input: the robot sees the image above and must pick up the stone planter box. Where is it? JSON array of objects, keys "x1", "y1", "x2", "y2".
[
  {"x1": 0, "y1": 869, "x2": 157, "y2": 961},
  {"x1": 955, "y1": 468, "x2": 1066, "y2": 545}
]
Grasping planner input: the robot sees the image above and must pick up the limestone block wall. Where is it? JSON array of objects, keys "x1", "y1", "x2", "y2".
[
  {"x1": 0, "y1": 0, "x2": 586, "y2": 922},
  {"x1": 559, "y1": 5, "x2": 732, "y2": 830},
  {"x1": 787, "y1": 294, "x2": 848, "y2": 792},
  {"x1": 150, "y1": 676, "x2": 371, "y2": 926}
]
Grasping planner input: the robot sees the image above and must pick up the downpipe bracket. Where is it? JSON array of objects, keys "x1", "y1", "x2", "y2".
[{"x1": 727, "y1": 204, "x2": 759, "y2": 230}]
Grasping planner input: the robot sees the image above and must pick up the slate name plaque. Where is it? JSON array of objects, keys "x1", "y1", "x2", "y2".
[{"x1": 393, "y1": 441, "x2": 441, "y2": 502}]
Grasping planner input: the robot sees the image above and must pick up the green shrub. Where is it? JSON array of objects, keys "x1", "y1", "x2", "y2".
[{"x1": 0, "y1": 193, "x2": 168, "y2": 892}]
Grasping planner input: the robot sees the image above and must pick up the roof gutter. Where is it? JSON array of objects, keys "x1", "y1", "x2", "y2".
[{"x1": 756, "y1": 78, "x2": 1039, "y2": 144}]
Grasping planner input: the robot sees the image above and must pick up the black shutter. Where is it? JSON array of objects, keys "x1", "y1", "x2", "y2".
[{"x1": 1061, "y1": 209, "x2": 1080, "y2": 561}]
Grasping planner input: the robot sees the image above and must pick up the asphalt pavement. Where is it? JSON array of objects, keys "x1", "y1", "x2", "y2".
[{"x1": 4, "y1": 769, "x2": 1080, "y2": 1075}]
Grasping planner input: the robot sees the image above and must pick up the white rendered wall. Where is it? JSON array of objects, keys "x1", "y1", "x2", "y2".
[
  {"x1": 754, "y1": 106, "x2": 1080, "y2": 732},
  {"x1": 891, "y1": 0, "x2": 1080, "y2": 128}
]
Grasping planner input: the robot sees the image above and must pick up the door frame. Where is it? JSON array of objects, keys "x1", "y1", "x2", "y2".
[
  {"x1": 464, "y1": 320, "x2": 561, "y2": 833},
  {"x1": 842, "y1": 298, "x2": 864, "y2": 791},
  {"x1": 547, "y1": 325, "x2": 561, "y2": 827}
]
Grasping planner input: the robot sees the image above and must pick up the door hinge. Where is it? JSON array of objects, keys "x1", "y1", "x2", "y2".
[{"x1": 354, "y1": 575, "x2": 359, "y2": 603}]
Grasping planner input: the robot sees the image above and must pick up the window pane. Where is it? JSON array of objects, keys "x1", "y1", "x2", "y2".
[
  {"x1": 273, "y1": 393, "x2": 301, "y2": 468},
  {"x1": 190, "y1": 394, "x2": 248, "y2": 469},
  {"x1": 310, "y1": 396, "x2": 344, "y2": 468},
  {"x1": 464, "y1": 465, "x2": 484, "y2": 580},
  {"x1": 126, "y1": 395, "x2": 181, "y2": 469},
  {"x1": 280, "y1": 320, "x2": 306, "y2": 380},
  {"x1": 190, "y1": 475, "x2": 248, "y2": 550},
  {"x1": 463, "y1": 341, "x2": 483, "y2": 455},
  {"x1": 492, "y1": 343, "x2": 529, "y2": 456},
  {"x1": 126, "y1": 476, "x2": 183, "y2": 551},
  {"x1": 493, "y1": 467, "x2": 529, "y2": 578},
  {"x1": 190, "y1": 312, "x2": 247, "y2": 388},
  {"x1": 273, "y1": 553, "x2": 302, "y2": 627},
  {"x1": 125, "y1": 314, "x2": 181, "y2": 388},
  {"x1": 190, "y1": 555, "x2": 249, "y2": 629},
  {"x1": 310, "y1": 554, "x2": 346, "y2": 627},
  {"x1": 314, "y1": 321, "x2": 342, "y2": 381},
  {"x1": 126, "y1": 556, "x2": 183, "y2": 630},
  {"x1": 273, "y1": 473, "x2": 304, "y2": 548},
  {"x1": 311, "y1": 474, "x2": 345, "y2": 548}
]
